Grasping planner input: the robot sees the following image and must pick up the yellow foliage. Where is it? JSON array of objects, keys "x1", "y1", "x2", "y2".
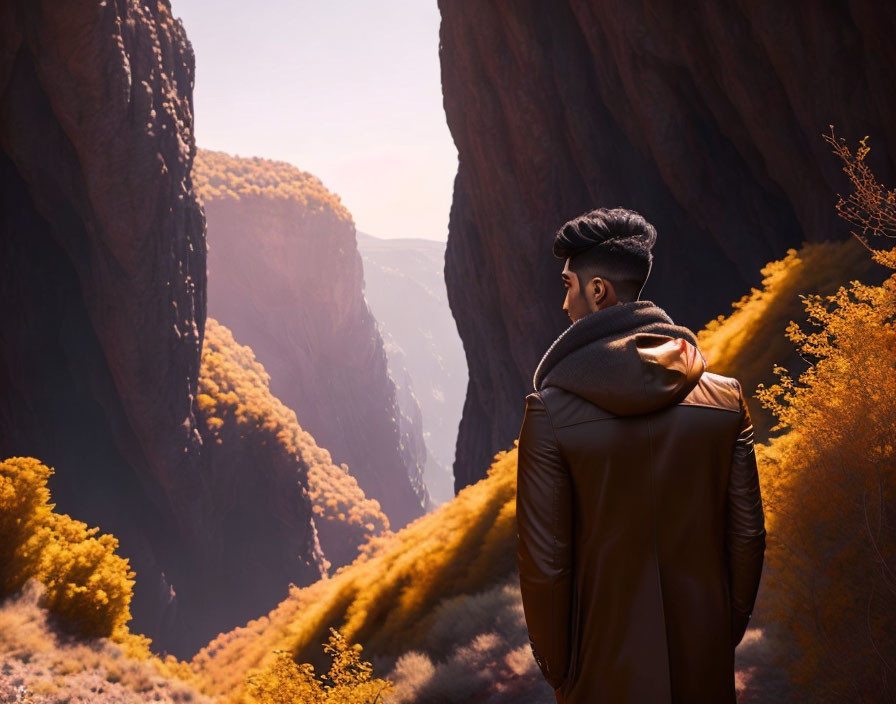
[
  {"x1": 193, "y1": 148, "x2": 353, "y2": 225},
  {"x1": 0, "y1": 458, "x2": 212, "y2": 694},
  {"x1": 198, "y1": 318, "x2": 390, "y2": 556},
  {"x1": 752, "y1": 270, "x2": 896, "y2": 698},
  {"x1": 696, "y1": 237, "x2": 881, "y2": 440},
  {"x1": 196, "y1": 392, "x2": 217, "y2": 413},
  {"x1": 749, "y1": 130, "x2": 896, "y2": 699},
  {"x1": 0, "y1": 456, "x2": 51, "y2": 591},
  {"x1": 191, "y1": 445, "x2": 518, "y2": 701},
  {"x1": 245, "y1": 628, "x2": 393, "y2": 704},
  {"x1": 0, "y1": 457, "x2": 135, "y2": 639}
]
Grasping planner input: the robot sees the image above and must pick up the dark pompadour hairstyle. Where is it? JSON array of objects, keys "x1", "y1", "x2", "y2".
[{"x1": 552, "y1": 207, "x2": 657, "y2": 302}]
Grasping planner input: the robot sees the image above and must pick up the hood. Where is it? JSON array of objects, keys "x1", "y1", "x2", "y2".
[{"x1": 533, "y1": 300, "x2": 707, "y2": 416}]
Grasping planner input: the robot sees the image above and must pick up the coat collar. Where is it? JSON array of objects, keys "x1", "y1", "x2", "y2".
[{"x1": 533, "y1": 300, "x2": 706, "y2": 415}]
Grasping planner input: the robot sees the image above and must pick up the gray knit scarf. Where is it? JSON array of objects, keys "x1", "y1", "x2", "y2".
[{"x1": 532, "y1": 300, "x2": 700, "y2": 391}]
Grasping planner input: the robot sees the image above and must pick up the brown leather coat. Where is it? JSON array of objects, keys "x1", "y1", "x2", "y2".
[{"x1": 516, "y1": 301, "x2": 766, "y2": 703}]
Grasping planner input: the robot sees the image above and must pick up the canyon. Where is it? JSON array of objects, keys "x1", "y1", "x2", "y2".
[{"x1": 193, "y1": 150, "x2": 432, "y2": 531}]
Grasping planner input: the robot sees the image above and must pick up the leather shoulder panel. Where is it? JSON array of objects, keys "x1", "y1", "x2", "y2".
[
  {"x1": 536, "y1": 372, "x2": 742, "y2": 427},
  {"x1": 680, "y1": 371, "x2": 742, "y2": 412},
  {"x1": 536, "y1": 385, "x2": 617, "y2": 428}
]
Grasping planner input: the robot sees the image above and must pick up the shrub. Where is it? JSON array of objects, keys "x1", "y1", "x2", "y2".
[
  {"x1": 245, "y1": 627, "x2": 393, "y2": 704},
  {"x1": 0, "y1": 457, "x2": 136, "y2": 639},
  {"x1": 753, "y1": 129, "x2": 896, "y2": 700}
]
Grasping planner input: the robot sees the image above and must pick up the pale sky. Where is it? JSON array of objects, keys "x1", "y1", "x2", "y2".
[{"x1": 173, "y1": 0, "x2": 457, "y2": 241}]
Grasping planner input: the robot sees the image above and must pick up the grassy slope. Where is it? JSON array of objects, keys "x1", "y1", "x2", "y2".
[
  {"x1": 697, "y1": 236, "x2": 887, "y2": 440},
  {"x1": 190, "y1": 237, "x2": 891, "y2": 701},
  {"x1": 8, "y1": 239, "x2": 886, "y2": 702}
]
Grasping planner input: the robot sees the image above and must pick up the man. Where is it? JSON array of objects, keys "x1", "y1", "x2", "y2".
[{"x1": 515, "y1": 207, "x2": 766, "y2": 703}]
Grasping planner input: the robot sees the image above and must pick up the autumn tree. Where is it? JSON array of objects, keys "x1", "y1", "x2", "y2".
[
  {"x1": 754, "y1": 129, "x2": 896, "y2": 701},
  {"x1": 0, "y1": 457, "x2": 137, "y2": 640}
]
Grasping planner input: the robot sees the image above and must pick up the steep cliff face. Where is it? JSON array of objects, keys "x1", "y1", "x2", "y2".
[
  {"x1": 191, "y1": 319, "x2": 328, "y2": 657},
  {"x1": 0, "y1": 0, "x2": 207, "y2": 650},
  {"x1": 438, "y1": 0, "x2": 896, "y2": 489},
  {"x1": 379, "y1": 337, "x2": 434, "y2": 505},
  {"x1": 0, "y1": 1, "x2": 334, "y2": 659},
  {"x1": 357, "y1": 232, "x2": 468, "y2": 507},
  {"x1": 193, "y1": 150, "x2": 430, "y2": 530}
]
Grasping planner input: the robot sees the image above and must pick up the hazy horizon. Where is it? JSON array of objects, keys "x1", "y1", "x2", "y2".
[{"x1": 174, "y1": 0, "x2": 457, "y2": 242}]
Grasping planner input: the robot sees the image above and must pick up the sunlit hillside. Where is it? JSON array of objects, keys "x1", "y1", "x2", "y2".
[
  {"x1": 190, "y1": 441, "x2": 519, "y2": 701},
  {"x1": 188, "y1": 231, "x2": 895, "y2": 702},
  {"x1": 192, "y1": 149, "x2": 352, "y2": 223},
  {"x1": 5, "y1": 223, "x2": 892, "y2": 704},
  {"x1": 696, "y1": 236, "x2": 887, "y2": 440},
  {"x1": 0, "y1": 580, "x2": 210, "y2": 703},
  {"x1": 199, "y1": 318, "x2": 390, "y2": 569}
]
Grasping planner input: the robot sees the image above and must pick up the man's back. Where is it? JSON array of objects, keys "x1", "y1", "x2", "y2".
[{"x1": 516, "y1": 302, "x2": 766, "y2": 703}]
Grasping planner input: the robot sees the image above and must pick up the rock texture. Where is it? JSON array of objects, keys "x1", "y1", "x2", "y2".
[
  {"x1": 438, "y1": 0, "x2": 896, "y2": 490},
  {"x1": 0, "y1": 0, "x2": 329, "y2": 659},
  {"x1": 357, "y1": 231, "x2": 467, "y2": 506},
  {"x1": 0, "y1": 0, "x2": 208, "y2": 652},
  {"x1": 379, "y1": 339, "x2": 435, "y2": 504},
  {"x1": 193, "y1": 150, "x2": 430, "y2": 530}
]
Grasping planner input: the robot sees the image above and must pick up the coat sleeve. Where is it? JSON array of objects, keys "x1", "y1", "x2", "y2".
[
  {"x1": 726, "y1": 381, "x2": 767, "y2": 647},
  {"x1": 516, "y1": 391, "x2": 574, "y2": 691}
]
